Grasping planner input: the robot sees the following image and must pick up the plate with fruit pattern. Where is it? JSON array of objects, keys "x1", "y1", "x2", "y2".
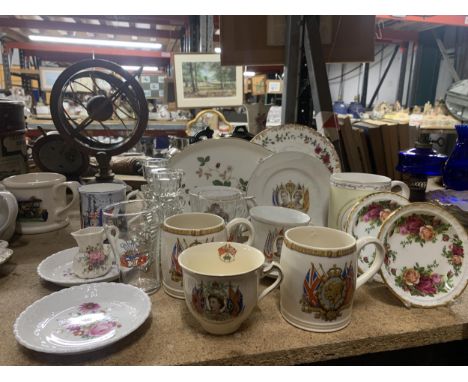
[
  {"x1": 377, "y1": 202, "x2": 468, "y2": 308},
  {"x1": 251, "y1": 124, "x2": 341, "y2": 173},
  {"x1": 14, "y1": 282, "x2": 151, "y2": 354},
  {"x1": 345, "y1": 192, "x2": 409, "y2": 277}
]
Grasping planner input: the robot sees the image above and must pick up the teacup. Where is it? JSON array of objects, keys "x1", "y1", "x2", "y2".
[
  {"x1": 250, "y1": 206, "x2": 310, "y2": 264},
  {"x1": 178, "y1": 241, "x2": 283, "y2": 335},
  {"x1": 161, "y1": 212, "x2": 255, "y2": 299},
  {"x1": 328, "y1": 172, "x2": 410, "y2": 230},
  {"x1": 0, "y1": 184, "x2": 18, "y2": 241},
  {"x1": 3, "y1": 172, "x2": 80, "y2": 234},
  {"x1": 280, "y1": 226, "x2": 384, "y2": 332}
]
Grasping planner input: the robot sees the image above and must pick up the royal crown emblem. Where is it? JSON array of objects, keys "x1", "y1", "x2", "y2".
[
  {"x1": 272, "y1": 180, "x2": 310, "y2": 213},
  {"x1": 218, "y1": 243, "x2": 237, "y2": 263}
]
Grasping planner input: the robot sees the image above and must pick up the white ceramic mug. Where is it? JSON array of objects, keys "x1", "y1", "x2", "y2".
[
  {"x1": 249, "y1": 206, "x2": 310, "y2": 264},
  {"x1": 178, "y1": 241, "x2": 283, "y2": 335},
  {"x1": 3, "y1": 172, "x2": 80, "y2": 234},
  {"x1": 0, "y1": 184, "x2": 18, "y2": 241},
  {"x1": 328, "y1": 172, "x2": 410, "y2": 230},
  {"x1": 280, "y1": 226, "x2": 384, "y2": 332},
  {"x1": 161, "y1": 212, "x2": 255, "y2": 299}
]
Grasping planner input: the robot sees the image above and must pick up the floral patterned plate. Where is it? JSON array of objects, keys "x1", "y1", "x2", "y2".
[
  {"x1": 14, "y1": 282, "x2": 151, "y2": 354},
  {"x1": 169, "y1": 138, "x2": 272, "y2": 211},
  {"x1": 251, "y1": 124, "x2": 341, "y2": 173},
  {"x1": 377, "y1": 202, "x2": 468, "y2": 308},
  {"x1": 345, "y1": 192, "x2": 409, "y2": 278},
  {"x1": 37, "y1": 245, "x2": 119, "y2": 287},
  {"x1": 247, "y1": 151, "x2": 330, "y2": 226}
]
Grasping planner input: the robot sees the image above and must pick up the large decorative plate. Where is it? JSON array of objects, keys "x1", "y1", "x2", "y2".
[
  {"x1": 344, "y1": 192, "x2": 409, "y2": 277},
  {"x1": 251, "y1": 124, "x2": 341, "y2": 173},
  {"x1": 378, "y1": 202, "x2": 468, "y2": 308},
  {"x1": 247, "y1": 151, "x2": 330, "y2": 225},
  {"x1": 37, "y1": 246, "x2": 119, "y2": 287},
  {"x1": 169, "y1": 138, "x2": 272, "y2": 210},
  {"x1": 14, "y1": 282, "x2": 151, "y2": 354}
]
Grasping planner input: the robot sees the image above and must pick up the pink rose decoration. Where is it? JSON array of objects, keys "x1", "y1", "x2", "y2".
[
  {"x1": 452, "y1": 255, "x2": 463, "y2": 265},
  {"x1": 379, "y1": 209, "x2": 392, "y2": 222},
  {"x1": 79, "y1": 302, "x2": 101, "y2": 313},
  {"x1": 415, "y1": 276, "x2": 436, "y2": 295},
  {"x1": 363, "y1": 204, "x2": 382, "y2": 222},
  {"x1": 419, "y1": 225, "x2": 435, "y2": 241},
  {"x1": 404, "y1": 215, "x2": 424, "y2": 234},
  {"x1": 403, "y1": 268, "x2": 420, "y2": 286},
  {"x1": 88, "y1": 250, "x2": 106, "y2": 265},
  {"x1": 89, "y1": 321, "x2": 116, "y2": 337},
  {"x1": 451, "y1": 245, "x2": 464, "y2": 257},
  {"x1": 430, "y1": 273, "x2": 442, "y2": 285}
]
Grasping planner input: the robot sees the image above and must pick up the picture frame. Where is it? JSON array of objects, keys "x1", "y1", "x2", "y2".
[
  {"x1": 39, "y1": 67, "x2": 65, "y2": 91},
  {"x1": 251, "y1": 74, "x2": 267, "y2": 96},
  {"x1": 266, "y1": 79, "x2": 283, "y2": 94},
  {"x1": 173, "y1": 53, "x2": 243, "y2": 108}
]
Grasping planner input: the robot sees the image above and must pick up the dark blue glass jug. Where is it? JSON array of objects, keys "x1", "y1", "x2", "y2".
[{"x1": 443, "y1": 124, "x2": 468, "y2": 191}]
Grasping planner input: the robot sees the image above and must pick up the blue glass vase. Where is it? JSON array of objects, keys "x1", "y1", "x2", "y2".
[{"x1": 443, "y1": 124, "x2": 468, "y2": 191}]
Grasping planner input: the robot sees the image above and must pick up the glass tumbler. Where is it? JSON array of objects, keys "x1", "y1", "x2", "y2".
[
  {"x1": 103, "y1": 199, "x2": 161, "y2": 294},
  {"x1": 142, "y1": 158, "x2": 169, "y2": 182},
  {"x1": 151, "y1": 168, "x2": 186, "y2": 217}
]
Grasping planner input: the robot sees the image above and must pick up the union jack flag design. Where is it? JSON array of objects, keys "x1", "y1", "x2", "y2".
[{"x1": 303, "y1": 264, "x2": 321, "y2": 307}]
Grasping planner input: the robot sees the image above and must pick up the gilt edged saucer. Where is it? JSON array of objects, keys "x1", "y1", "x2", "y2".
[
  {"x1": 37, "y1": 245, "x2": 119, "y2": 287},
  {"x1": 345, "y1": 192, "x2": 409, "y2": 277},
  {"x1": 377, "y1": 202, "x2": 468, "y2": 308},
  {"x1": 14, "y1": 282, "x2": 151, "y2": 354},
  {"x1": 247, "y1": 151, "x2": 330, "y2": 226}
]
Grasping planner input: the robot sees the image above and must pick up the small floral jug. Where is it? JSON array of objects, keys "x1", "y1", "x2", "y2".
[{"x1": 71, "y1": 227, "x2": 113, "y2": 279}]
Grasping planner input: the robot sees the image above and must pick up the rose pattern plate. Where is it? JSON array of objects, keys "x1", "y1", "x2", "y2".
[
  {"x1": 37, "y1": 246, "x2": 119, "y2": 287},
  {"x1": 169, "y1": 138, "x2": 272, "y2": 211},
  {"x1": 377, "y1": 203, "x2": 468, "y2": 308},
  {"x1": 251, "y1": 124, "x2": 341, "y2": 173},
  {"x1": 345, "y1": 192, "x2": 409, "y2": 278},
  {"x1": 14, "y1": 283, "x2": 151, "y2": 354}
]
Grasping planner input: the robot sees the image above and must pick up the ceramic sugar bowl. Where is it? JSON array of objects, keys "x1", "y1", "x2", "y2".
[{"x1": 71, "y1": 227, "x2": 113, "y2": 279}]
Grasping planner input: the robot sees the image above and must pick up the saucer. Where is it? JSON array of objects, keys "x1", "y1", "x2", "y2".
[
  {"x1": 37, "y1": 245, "x2": 119, "y2": 287},
  {"x1": 0, "y1": 248, "x2": 13, "y2": 266}
]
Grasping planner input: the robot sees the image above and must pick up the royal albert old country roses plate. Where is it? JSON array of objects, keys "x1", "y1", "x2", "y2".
[
  {"x1": 14, "y1": 282, "x2": 151, "y2": 354},
  {"x1": 247, "y1": 152, "x2": 330, "y2": 226},
  {"x1": 37, "y1": 246, "x2": 119, "y2": 287},
  {"x1": 345, "y1": 192, "x2": 409, "y2": 276},
  {"x1": 251, "y1": 124, "x2": 341, "y2": 173},
  {"x1": 169, "y1": 138, "x2": 272, "y2": 210},
  {"x1": 378, "y1": 203, "x2": 468, "y2": 308}
]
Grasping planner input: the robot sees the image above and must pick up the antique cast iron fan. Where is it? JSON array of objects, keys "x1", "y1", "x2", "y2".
[{"x1": 50, "y1": 59, "x2": 148, "y2": 181}]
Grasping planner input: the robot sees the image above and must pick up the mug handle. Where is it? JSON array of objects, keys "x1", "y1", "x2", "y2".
[
  {"x1": 390, "y1": 180, "x2": 410, "y2": 199},
  {"x1": 226, "y1": 217, "x2": 255, "y2": 245},
  {"x1": 126, "y1": 190, "x2": 144, "y2": 200},
  {"x1": 0, "y1": 191, "x2": 18, "y2": 235},
  {"x1": 54, "y1": 181, "x2": 80, "y2": 220},
  {"x1": 258, "y1": 261, "x2": 283, "y2": 301},
  {"x1": 355, "y1": 237, "x2": 385, "y2": 289}
]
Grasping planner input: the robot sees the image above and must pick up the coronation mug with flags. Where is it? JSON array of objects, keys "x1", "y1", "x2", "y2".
[{"x1": 279, "y1": 226, "x2": 384, "y2": 332}]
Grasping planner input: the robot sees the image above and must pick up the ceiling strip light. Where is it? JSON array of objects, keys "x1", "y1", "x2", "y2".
[{"x1": 29, "y1": 35, "x2": 162, "y2": 50}]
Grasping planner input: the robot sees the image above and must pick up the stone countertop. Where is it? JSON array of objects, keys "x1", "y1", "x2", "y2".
[{"x1": 1, "y1": 210, "x2": 468, "y2": 366}]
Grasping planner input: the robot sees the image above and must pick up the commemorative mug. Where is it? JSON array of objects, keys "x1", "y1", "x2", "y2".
[
  {"x1": 280, "y1": 226, "x2": 384, "y2": 332},
  {"x1": 0, "y1": 184, "x2": 18, "y2": 241},
  {"x1": 3, "y1": 172, "x2": 79, "y2": 234},
  {"x1": 249, "y1": 206, "x2": 310, "y2": 264},
  {"x1": 161, "y1": 212, "x2": 255, "y2": 299},
  {"x1": 328, "y1": 172, "x2": 410, "y2": 230},
  {"x1": 178, "y1": 241, "x2": 283, "y2": 335}
]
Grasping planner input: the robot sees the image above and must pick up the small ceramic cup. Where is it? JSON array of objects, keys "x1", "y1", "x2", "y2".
[
  {"x1": 161, "y1": 212, "x2": 255, "y2": 299},
  {"x1": 327, "y1": 172, "x2": 410, "y2": 230},
  {"x1": 178, "y1": 241, "x2": 283, "y2": 335},
  {"x1": 0, "y1": 184, "x2": 18, "y2": 241},
  {"x1": 71, "y1": 226, "x2": 113, "y2": 279},
  {"x1": 3, "y1": 172, "x2": 80, "y2": 234},
  {"x1": 249, "y1": 206, "x2": 310, "y2": 264},
  {"x1": 280, "y1": 226, "x2": 384, "y2": 332}
]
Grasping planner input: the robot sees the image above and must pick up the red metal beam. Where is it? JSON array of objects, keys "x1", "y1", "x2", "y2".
[
  {"x1": 377, "y1": 15, "x2": 468, "y2": 28},
  {"x1": 0, "y1": 18, "x2": 183, "y2": 39},
  {"x1": 4, "y1": 41, "x2": 172, "y2": 59},
  {"x1": 377, "y1": 28, "x2": 419, "y2": 43}
]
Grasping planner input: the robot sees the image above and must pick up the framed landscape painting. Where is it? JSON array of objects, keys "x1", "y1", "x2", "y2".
[{"x1": 173, "y1": 53, "x2": 243, "y2": 108}]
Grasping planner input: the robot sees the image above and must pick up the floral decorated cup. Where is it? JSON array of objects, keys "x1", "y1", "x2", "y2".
[
  {"x1": 178, "y1": 241, "x2": 283, "y2": 335},
  {"x1": 71, "y1": 227, "x2": 113, "y2": 279},
  {"x1": 280, "y1": 226, "x2": 385, "y2": 332}
]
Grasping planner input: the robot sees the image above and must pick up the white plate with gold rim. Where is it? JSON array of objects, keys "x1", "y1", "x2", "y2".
[
  {"x1": 345, "y1": 192, "x2": 409, "y2": 277},
  {"x1": 169, "y1": 138, "x2": 272, "y2": 211},
  {"x1": 37, "y1": 245, "x2": 119, "y2": 287},
  {"x1": 377, "y1": 202, "x2": 468, "y2": 308},
  {"x1": 247, "y1": 152, "x2": 330, "y2": 226},
  {"x1": 14, "y1": 282, "x2": 151, "y2": 354},
  {"x1": 251, "y1": 124, "x2": 341, "y2": 173}
]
